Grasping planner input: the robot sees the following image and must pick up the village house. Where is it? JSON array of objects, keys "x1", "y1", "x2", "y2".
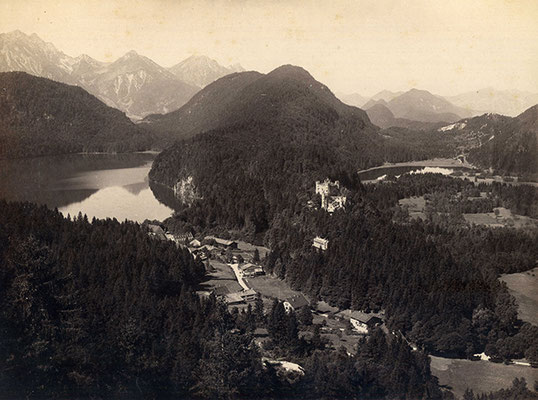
[
  {"x1": 239, "y1": 289, "x2": 258, "y2": 302},
  {"x1": 205, "y1": 236, "x2": 238, "y2": 249},
  {"x1": 212, "y1": 285, "x2": 232, "y2": 299},
  {"x1": 283, "y1": 294, "x2": 310, "y2": 313},
  {"x1": 335, "y1": 310, "x2": 383, "y2": 334},
  {"x1": 176, "y1": 231, "x2": 194, "y2": 243},
  {"x1": 312, "y1": 236, "x2": 329, "y2": 251},
  {"x1": 224, "y1": 292, "x2": 244, "y2": 306},
  {"x1": 239, "y1": 263, "x2": 264, "y2": 277}
]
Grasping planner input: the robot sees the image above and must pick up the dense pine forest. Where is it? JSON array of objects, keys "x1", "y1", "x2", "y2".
[{"x1": 0, "y1": 200, "x2": 448, "y2": 399}]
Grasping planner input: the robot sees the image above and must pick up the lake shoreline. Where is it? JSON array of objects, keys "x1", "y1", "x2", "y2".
[{"x1": 357, "y1": 158, "x2": 475, "y2": 174}]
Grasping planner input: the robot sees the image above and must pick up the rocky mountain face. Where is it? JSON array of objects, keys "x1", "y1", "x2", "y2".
[
  {"x1": 81, "y1": 50, "x2": 198, "y2": 119},
  {"x1": 0, "y1": 31, "x2": 226, "y2": 119},
  {"x1": 0, "y1": 30, "x2": 78, "y2": 85},
  {"x1": 168, "y1": 55, "x2": 244, "y2": 88},
  {"x1": 0, "y1": 71, "x2": 153, "y2": 158}
]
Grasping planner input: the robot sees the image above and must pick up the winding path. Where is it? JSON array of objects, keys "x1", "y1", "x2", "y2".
[{"x1": 228, "y1": 263, "x2": 250, "y2": 291}]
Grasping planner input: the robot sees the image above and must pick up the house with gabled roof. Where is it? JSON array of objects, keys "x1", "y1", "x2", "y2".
[{"x1": 283, "y1": 294, "x2": 309, "y2": 313}]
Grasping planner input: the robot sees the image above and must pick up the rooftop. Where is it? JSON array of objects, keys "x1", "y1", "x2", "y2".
[
  {"x1": 336, "y1": 309, "x2": 383, "y2": 324},
  {"x1": 285, "y1": 294, "x2": 309, "y2": 309}
]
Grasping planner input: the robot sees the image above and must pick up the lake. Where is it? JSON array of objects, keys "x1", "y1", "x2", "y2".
[{"x1": 0, "y1": 153, "x2": 174, "y2": 223}]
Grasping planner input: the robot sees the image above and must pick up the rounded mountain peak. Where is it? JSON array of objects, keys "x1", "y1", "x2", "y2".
[{"x1": 267, "y1": 65, "x2": 316, "y2": 82}]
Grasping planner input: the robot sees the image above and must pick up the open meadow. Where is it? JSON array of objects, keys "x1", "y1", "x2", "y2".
[
  {"x1": 430, "y1": 356, "x2": 538, "y2": 398},
  {"x1": 500, "y1": 267, "x2": 538, "y2": 326}
]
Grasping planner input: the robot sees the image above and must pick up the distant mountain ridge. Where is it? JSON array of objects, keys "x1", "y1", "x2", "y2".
[
  {"x1": 0, "y1": 71, "x2": 153, "y2": 158},
  {"x1": 0, "y1": 30, "x2": 243, "y2": 119},
  {"x1": 365, "y1": 103, "x2": 443, "y2": 130},
  {"x1": 337, "y1": 92, "x2": 369, "y2": 108},
  {"x1": 386, "y1": 88, "x2": 473, "y2": 123},
  {"x1": 341, "y1": 87, "x2": 538, "y2": 122},
  {"x1": 447, "y1": 88, "x2": 538, "y2": 117}
]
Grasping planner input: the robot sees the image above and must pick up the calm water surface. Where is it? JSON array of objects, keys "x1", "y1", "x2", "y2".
[{"x1": 0, "y1": 153, "x2": 174, "y2": 222}]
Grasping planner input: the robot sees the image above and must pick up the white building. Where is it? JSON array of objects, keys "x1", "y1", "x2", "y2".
[{"x1": 312, "y1": 236, "x2": 329, "y2": 251}]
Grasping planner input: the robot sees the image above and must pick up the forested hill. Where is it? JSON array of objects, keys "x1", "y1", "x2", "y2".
[
  {"x1": 0, "y1": 72, "x2": 154, "y2": 158},
  {"x1": 143, "y1": 65, "x2": 434, "y2": 159},
  {"x1": 142, "y1": 65, "x2": 376, "y2": 141},
  {"x1": 468, "y1": 104, "x2": 538, "y2": 176}
]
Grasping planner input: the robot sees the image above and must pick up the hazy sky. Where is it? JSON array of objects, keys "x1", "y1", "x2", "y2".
[{"x1": 1, "y1": 0, "x2": 537, "y2": 96}]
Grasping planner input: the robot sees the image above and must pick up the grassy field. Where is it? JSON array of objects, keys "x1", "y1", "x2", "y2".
[
  {"x1": 235, "y1": 240, "x2": 270, "y2": 258},
  {"x1": 500, "y1": 267, "x2": 538, "y2": 326},
  {"x1": 430, "y1": 356, "x2": 538, "y2": 398},
  {"x1": 245, "y1": 275, "x2": 304, "y2": 301},
  {"x1": 198, "y1": 259, "x2": 242, "y2": 294},
  {"x1": 464, "y1": 210, "x2": 538, "y2": 229},
  {"x1": 399, "y1": 196, "x2": 425, "y2": 212}
]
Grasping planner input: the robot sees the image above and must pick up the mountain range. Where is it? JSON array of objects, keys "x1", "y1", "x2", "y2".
[
  {"x1": 340, "y1": 88, "x2": 538, "y2": 125},
  {"x1": 0, "y1": 71, "x2": 152, "y2": 158},
  {"x1": 0, "y1": 30, "x2": 244, "y2": 119}
]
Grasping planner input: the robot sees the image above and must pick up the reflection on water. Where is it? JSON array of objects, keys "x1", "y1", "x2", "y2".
[
  {"x1": 149, "y1": 180, "x2": 186, "y2": 211},
  {"x1": 409, "y1": 167, "x2": 455, "y2": 175},
  {"x1": 0, "y1": 153, "x2": 174, "y2": 222}
]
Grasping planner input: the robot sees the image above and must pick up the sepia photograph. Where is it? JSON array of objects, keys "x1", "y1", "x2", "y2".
[{"x1": 0, "y1": 0, "x2": 537, "y2": 398}]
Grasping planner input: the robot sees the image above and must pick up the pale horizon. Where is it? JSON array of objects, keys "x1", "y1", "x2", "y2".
[{"x1": 1, "y1": 0, "x2": 537, "y2": 97}]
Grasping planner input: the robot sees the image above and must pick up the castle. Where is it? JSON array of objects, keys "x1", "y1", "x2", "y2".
[{"x1": 315, "y1": 179, "x2": 346, "y2": 213}]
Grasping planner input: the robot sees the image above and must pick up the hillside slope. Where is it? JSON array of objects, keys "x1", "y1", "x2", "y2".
[
  {"x1": 467, "y1": 105, "x2": 538, "y2": 175},
  {"x1": 0, "y1": 72, "x2": 152, "y2": 158}
]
